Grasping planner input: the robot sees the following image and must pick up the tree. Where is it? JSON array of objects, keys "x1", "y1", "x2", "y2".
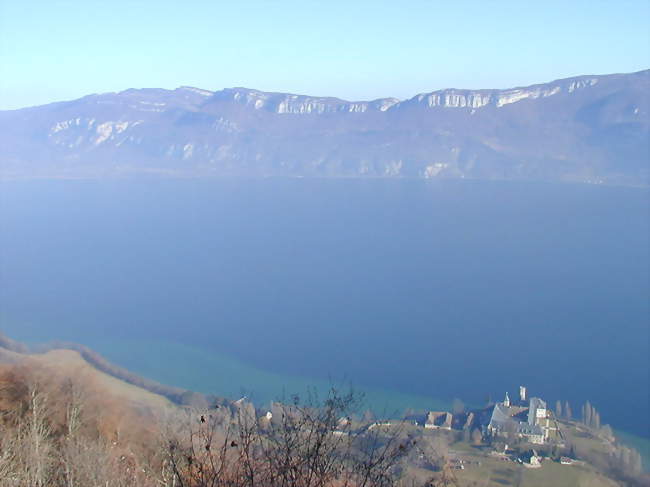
[
  {"x1": 564, "y1": 401, "x2": 572, "y2": 420},
  {"x1": 610, "y1": 444, "x2": 643, "y2": 478},
  {"x1": 629, "y1": 449, "x2": 643, "y2": 477},
  {"x1": 580, "y1": 401, "x2": 591, "y2": 426},
  {"x1": 163, "y1": 388, "x2": 410, "y2": 487},
  {"x1": 555, "y1": 400, "x2": 562, "y2": 419},
  {"x1": 23, "y1": 383, "x2": 54, "y2": 486},
  {"x1": 593, "y1": 411, "x2": 601, "y2": 429},
  {"x1": 451, "y1": 398, "x2": 465, "y2": 415},
  {"x1": 0, "y1": 362, "x2": 182, "y2": 487},
  {"x1": 583, "y1": 401, "x2": 592, "y2": 426},
  {"x1": 600, "y1": 424, "x2": 614, "y2": 440}
]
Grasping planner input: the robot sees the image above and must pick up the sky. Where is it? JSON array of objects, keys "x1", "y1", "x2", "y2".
[{"x1": 1, "y1": 0, "x2": 649, "y2": 110}]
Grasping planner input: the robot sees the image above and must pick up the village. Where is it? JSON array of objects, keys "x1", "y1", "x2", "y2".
[
  {"x1": 338, "y1": 386, "x2": 606, "y2": 475},
  {"x1": 398, "y1": 386, "x2": 563, "y2": 468},
  {"x1": 1, "y1": 331, "x2": 643, "y2": 487},
  {"x1": 240, "y1": 382, "x2": 650, "y2": 487}
]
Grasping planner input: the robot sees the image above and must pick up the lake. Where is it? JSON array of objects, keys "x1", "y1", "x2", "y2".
[{"x1": 0, "y1": 178, "x2": 647, "y2": 438}]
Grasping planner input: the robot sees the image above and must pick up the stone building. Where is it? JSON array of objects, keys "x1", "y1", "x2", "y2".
[{"x1": 485, "y1": 387, "x2": 550, "y2": 444}]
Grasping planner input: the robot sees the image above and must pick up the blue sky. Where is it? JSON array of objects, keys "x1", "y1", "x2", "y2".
[{"x1": 1, "y1": 0, "x2": 648, "y2": 110}]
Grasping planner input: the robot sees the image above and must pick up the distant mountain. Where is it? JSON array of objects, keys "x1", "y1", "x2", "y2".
[{"x1": 1, "y1": 70, "x2": 648, "y2": 185}]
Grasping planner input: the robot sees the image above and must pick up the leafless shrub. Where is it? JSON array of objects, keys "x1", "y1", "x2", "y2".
[{"x1": 162, "y1": 388, "x2": 411, "y2": 487}]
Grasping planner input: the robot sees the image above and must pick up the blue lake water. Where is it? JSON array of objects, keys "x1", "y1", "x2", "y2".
[{"x1": 0, "y1": 178, "x2": 647, "y2": 437}]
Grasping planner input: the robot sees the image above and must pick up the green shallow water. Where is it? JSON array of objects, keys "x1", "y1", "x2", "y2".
[{"x1": 89, "y1": 337, "x2": 451, "y2": 416}]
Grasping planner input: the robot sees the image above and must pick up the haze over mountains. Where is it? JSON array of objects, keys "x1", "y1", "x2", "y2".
[{"x1": 1, "y1": 70, "x2": 648, "y2": 185}]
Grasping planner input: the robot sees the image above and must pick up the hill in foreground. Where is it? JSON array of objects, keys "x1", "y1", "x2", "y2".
[{"x1": 0, "y1": 334, "x2": 647, "y2": 486}]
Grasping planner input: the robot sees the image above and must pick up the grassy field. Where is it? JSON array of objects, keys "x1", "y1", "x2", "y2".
[
  {"x1": 382, "y1": 424, "x2": 624, "y2": 487},
  {"x1": 451, "y1": 457, "x2": 618, "y2": 487},
  {"x1": 402, "y1": 438, "x2": 621, "y2": 487},
  {"x1": 26, "y1": 348, "x2": 172, "y2": 410}
]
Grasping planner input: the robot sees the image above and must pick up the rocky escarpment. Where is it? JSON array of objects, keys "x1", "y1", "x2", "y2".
[
  {"x1": 403, "y1": 77, "x2": 599, "y2": 109},
  {"x1": 210, "y1": 88, "x2": 400, "y2": 114},
  {"x1": 208, "y1": 76, "x2": 602, "y2": 113},
  {"x1": 0, "y1": 70, "x2": 647, "y2": 185}
]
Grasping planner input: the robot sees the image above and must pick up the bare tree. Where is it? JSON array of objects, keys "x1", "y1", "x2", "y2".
[
  {"x1": 162, "y1": 388, "x2": 410, "y2": 487},
  {"x1": 22, "y1": 382, "x2": 54, "y2": 486}
]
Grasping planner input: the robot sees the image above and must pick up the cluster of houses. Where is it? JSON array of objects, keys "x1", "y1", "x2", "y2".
[
  {"x1": 256, "y1": 385, "x2": 555, "y2": 448},
  {"x1": 412, "y1": 386, "x2": 554, "y2": 445}
]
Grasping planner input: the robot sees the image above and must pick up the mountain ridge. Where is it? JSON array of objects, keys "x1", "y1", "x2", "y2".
[
  {"x1": 1, "y1": 70, "x2": 648, "y2": 185},
  {"x1": 9, "y1": 69, "x2": 642, "y2": 113}
]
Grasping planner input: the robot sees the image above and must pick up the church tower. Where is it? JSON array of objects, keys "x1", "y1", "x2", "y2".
[
  {"x1": 504, "y1": 392, "x2": 510, "y2": 407},
  {"x1": 520, "y1": 386, "x2": 527, "y2": 403}
]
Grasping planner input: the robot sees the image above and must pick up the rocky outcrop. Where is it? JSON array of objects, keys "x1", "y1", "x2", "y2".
[
  {"x1": 210, "y1": 88, "x2": 399, "y2": 114},
  {"x1": 402, "y1": 76, "x2": 600, "y2": 110}
]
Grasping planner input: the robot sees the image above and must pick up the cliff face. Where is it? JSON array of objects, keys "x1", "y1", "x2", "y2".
[
  {"x1": 1, "y1": 70, "x2": 647, "y2": 185},
  {"x1": 404, "y1": 77, "x2": 598, "y2": 109}
]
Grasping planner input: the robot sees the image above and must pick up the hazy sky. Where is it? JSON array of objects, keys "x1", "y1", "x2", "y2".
[{"x1": 1, "y1": 0, "x2": 648, "y2": 110}]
